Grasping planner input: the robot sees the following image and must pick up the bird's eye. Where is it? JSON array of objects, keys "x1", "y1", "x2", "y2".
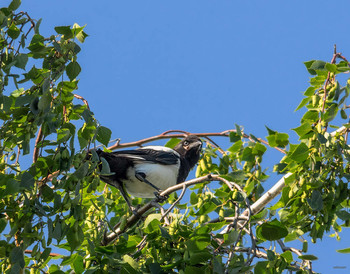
[{"x1": 183, "y1": 141, "x2": 189, "y2": 146}]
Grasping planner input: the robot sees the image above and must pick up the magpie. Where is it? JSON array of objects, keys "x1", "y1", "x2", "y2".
[{"x1": 93, "y1": 135, "x2": 202, "y2": 211}]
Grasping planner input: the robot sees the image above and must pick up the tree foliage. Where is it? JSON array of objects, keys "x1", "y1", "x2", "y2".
[{"x1": 1, "y1": 2, "x2": 350, "y2": 273}]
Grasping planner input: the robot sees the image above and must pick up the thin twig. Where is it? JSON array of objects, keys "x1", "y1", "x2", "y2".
[
  {"x1": 24, "y1": 249, "x2": 62, "y2": 257},
  {"x1": 161, "y1": 184, "x2": 186, "y2": 221},
  {"x1": 74, "y1": 94, "x2": 90, "y2": 110},
  {"x1": 33, "y1": 126, "x2": 43, "y2": 163}
]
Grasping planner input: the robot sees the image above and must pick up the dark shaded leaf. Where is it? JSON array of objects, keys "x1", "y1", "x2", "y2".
[
  {"x1": 14, "y1": 54, "x2": 28, "y2": 70},
  {"x1": 8, "y1": 0, "x2": 21, "y2": 11},
  {"x1": 96, "y1": 126, "x2": 111, "y2": 147},
  {"x1": 336, "y1": 210, "x2": 350, "y2": 221},
  {"x1": 229, "y1": 131, "x2": 241, "y2": 142},
  {"x1": 54, "y1": 26, "x2": 72, "y2": 38},
  {"x1": 9, "y1": 247, "x2": 25, "y2": 268},
  {"x1": 307, "y1": 190, "x2": 323, "y2": 211},
  {"x1": 66, "y1": 61, "x2": 81, "y2": 81},
  {"x1": 256, "y1": 219, "x2": 288, "y2": 241},
  {"x1": 20, "y1": 172, "x2": 34, "y2": 189},
  {"x1": 298, "y1": 254, "x2": 318, "y2": 261},
  {"x1": 228, "y1": 170, "x2": 245, "y2": 181}
]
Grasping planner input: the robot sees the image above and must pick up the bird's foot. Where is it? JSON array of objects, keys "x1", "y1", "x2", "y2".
[
  {"x1": 154, "y1": 191, "x2": 169, "y2": 203},
  {"x1": 129, "y1": 205, "x2": 142, "y2": 217}
]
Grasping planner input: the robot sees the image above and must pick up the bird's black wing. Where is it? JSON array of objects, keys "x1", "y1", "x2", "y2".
[{"x1": 111, "y1": 148, "x2": 179, "y2": 165}]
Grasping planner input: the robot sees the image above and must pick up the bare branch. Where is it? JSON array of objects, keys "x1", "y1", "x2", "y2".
[
  {"x1": 74, "y1": 94, "x2": 90, "y2": 110},
  {"x1": 25, "y1": 249, "x2": 62, "y2": 257},
  {"x1": 33, "y1": 126, "x2": 43, "y2": 163}
]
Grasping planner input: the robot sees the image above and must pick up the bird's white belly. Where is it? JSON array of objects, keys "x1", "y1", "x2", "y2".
[{"x1": 123, "y1": 163, "x2": 179, "y2": 198}]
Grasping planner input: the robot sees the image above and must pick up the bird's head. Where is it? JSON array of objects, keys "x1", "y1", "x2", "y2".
[{"x1": 174, "y1": 135, "x2": 202, "y2": 168}]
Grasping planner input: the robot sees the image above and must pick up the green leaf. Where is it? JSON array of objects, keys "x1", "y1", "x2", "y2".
[
  {"x1": 42, "y1": 185, "x2": 54, "y2": 202},
  {"x1": 267, "y1": 250, "x2": 275, "y2": 261},
  {"x1": 40, "y1": 248, "x2": 52, "y2": 262},
  {"x1": 317, "y1": 133, "x2": 327, "y2": 144},
  {"x1": 20, "y1": 172, "x2": 34, "y2": 190},
  {"x1": 78, "y1": 123, "x2": 96, "y2": 149},
  {"x1": 266, "y1": 133, "x2": 289, "y2": 148},
  {"x1": 189, "y1": 250, "x2": 212, "y2": 265},
  {"x1": 9, "y1": 247, "x2": 25, "y2": 268},
  {"x1": 229, "y1": 131, "x2": 241, "y2": 142},
  {"x1": 144, "y1": 213, "x2": 162, "y2": 228},
  {"x1": 302, "y1": 240, "x2": 308, "y2": 253},
  {"x1": 323, "y1": 104, "x2": 338, "y2": 123},
  {"x1": 228, "y1": 140, "x2": 243, "y2": 154},
  {"x1": 223, "y1": 230, "x2": 239, "y2": 245},
  {"x1": 281, "y1": 250, "x2": 293, "y2": 263},
  {"x1": 298, "y1": 254, "x2": 318, "y2": 261},
  {"x1": 55, "y1": 26, "x2": 72, "y2": 38},
  {"x1": 252, "y1": 142, "x2": 267, "y2": 156},
  {"x1": 256, "y1": 219, "x2": 288, "y2": 241},
  {"x1": 244, "y1": 179, "x2": 255, "y2": 196},
  {"x1": 341, "y1": 109, "x2": 347, "y2": 119},
  {"x1": 67, "y1": 224, "x2": 84, "y2": 251},
  {"x1": 292, "y1": 123, "x2": 313, "y2": 138},
  {"x1": 72, "y1": 254, "x2": 84, "y2": 273},
  {"x1": 14, "y1": 54, "x2": 28, "y2": 70},
  {"x1": 301, "y1": 110, "x2": 319, "y2": 123},
  {"x1": 165, "y1": 138, "x2": 181, "y2": 148},
  {"x1": 123, "y1": 255, "x2": 139, "y2": 270},
  {"x1": 304, "y1": 86, "x2": 317, "y2": 96},
  {"x1": 38, "y1": 91, "x2": 52, "y2": 111},
  {"x1": 8, "y1": 0, "x2": 21, "y2": 11},
  {"x1": 228, "y1": 170, "x2": 245, "y2": 181},
  {"x1": 34, "y1": 18, "x2": 42, "y2": 34},
  {"x1": 254, "y1": 261, "x2": 268, "y2": 274},
  {"x1": 72, "y1": 23, "x2": 88, "y2": 43},
  {"x1": 325, "y1": 63, "x2": 337, "y2": 73},
  {"x1": 336, "y1": 247, "x2": 350, "y2": 254},
  {"x1": 5, "y1": 179, "x2": 20, "y2": 195},
  {"x1": 235, "y1": 124, "x2": 242, "y2": 136},
  {"x1": 295, "y1": 97, "x2": 311, "y2": 111},
  {"x1": 57, "y1": 128, "x2": 71, "y2": 143},
  {"x1": 0, "y1": 218, "x2": 7, "y2": 233},
  {"x1": 196, "y1": 201, "x2": 217, "y2": 216},
  {"x1": 241, "y1": 147, "x2": 254, "y2": 162},
  {"x1": 265, "y1": 126, "x2": 276, "y2": 136},
  {"x1": 307, "y1": 190, "x2": 323, "y2": 211},
  {"x1": 28, "y1": 41, "x2": 45, "y2": 53},
  {"x1": 289, "y1": 143, "x2": 309, "y2": 163},
  {"x1": 66, "y1": 61, "x2": 81, "y2": 81},
  {"x1": 304, "y1": 60, "x2": 326, "y2": 75},
  {"x1": 96, "y1": 126, "x2": 112, "y2": 147},
  {"x1": 336, "y1": 210, "x2": 350, "y2": 221},
  {"x1": 74, "y1": 162, "x2": 89, "y2": 179}
]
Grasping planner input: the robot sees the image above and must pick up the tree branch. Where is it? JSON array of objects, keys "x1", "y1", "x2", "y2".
[
  {"x1": 33, "y1": 126, "x2": 43, "y2": 163},
  {"x1": 102, "y1": 174, "x2": 245, "y2": 245},
  {"x1": 107, "y1": 129, "x2": 287, "y2": 154},
  {"x1": 24, "y1": 249, "x2": 62, "y2": 257},
  {"x1": 74, "y1": 94, "x2": 90, "y2": 110}
]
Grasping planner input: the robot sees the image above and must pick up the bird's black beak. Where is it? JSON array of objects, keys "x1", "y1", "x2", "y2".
[{"x1": 192, "y1": 140, "x2": 203, "y2": 152}]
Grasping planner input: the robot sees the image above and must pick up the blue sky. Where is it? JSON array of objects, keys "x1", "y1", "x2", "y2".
[{"x1": 9, "y1": 0, "x2": 350, "y2": 272}]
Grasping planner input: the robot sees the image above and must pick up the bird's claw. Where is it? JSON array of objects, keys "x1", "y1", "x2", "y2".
[
  {"x1": 154, "y1": 191, "x2": 169, "y2": 203},
  {"x1": 130, "y1": 205, "x2": 142, "y2": 217}
]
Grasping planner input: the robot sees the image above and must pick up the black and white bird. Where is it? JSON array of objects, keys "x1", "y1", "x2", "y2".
[{"x1": 93, "y1": 135, "x2": 202, "y2": 210}]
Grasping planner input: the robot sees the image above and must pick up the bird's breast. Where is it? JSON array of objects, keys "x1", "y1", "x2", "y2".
[{"x1": 123, "y1": 162, "x2": 179, "y2": 198}]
